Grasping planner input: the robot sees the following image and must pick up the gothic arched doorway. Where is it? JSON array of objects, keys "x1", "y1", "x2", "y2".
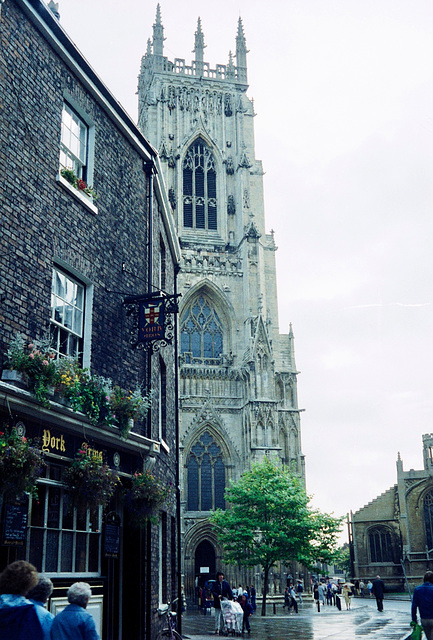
[{"x1": 195, "y1": 540, "x2": 216, "y2": 588}]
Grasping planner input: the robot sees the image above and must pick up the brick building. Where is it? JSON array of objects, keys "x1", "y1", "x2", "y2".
[
  {"x1": 0, "y1": 0, "x2": 180, "y2": 638},
  {"x1": 349, "y1": 434, "x2": 433, "y2": 591}
]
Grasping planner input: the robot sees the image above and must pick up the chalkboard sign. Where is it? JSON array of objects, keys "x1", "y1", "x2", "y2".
[
  {"x1": 2, "y1": 502, "x2": 28, "y2": 546},
  {"x1": 104, "y1": 512, "x2": 120, "y2": 559}
]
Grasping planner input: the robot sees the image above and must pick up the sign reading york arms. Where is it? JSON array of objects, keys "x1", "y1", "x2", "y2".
[
  {"x1": 42, "y1": 430, "x2": 102, "y2": 461},
  {"x1": 138, "y1": 298, "x2": 165, "y2": 342},
  {"x1": 123, "y1": 292, "x2": 180, "y2": 351}
]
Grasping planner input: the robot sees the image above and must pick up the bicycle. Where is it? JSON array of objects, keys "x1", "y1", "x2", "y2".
[{"x1": 155, "y1": 598, "x2": 182, "y2": 640}]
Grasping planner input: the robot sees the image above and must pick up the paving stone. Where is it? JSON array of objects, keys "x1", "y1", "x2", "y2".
[{"x1": 182, "y1": 599, "x2": 412, "y2": 640}]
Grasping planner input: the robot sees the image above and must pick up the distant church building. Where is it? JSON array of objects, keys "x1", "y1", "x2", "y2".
[
  {"x1": 138, "y1": 6, "x2": 304, "y2": 599},
  {"x1": 350, "y1": 434, "x2": 433, "y2": 591}
]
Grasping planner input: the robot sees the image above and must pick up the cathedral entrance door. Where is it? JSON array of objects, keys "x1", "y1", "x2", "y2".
[{"x1": 195, "y1": 539, "x2": 216, "y2": 589}]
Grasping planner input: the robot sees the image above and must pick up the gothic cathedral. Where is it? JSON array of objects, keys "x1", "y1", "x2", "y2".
[{"x1": 138, "y1": 6, "x2": 305, "y2": 599}]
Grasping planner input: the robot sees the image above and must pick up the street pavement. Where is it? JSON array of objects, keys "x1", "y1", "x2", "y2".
[{"x1": 181, "y1": 598, "x2": 414, "y2": 640}]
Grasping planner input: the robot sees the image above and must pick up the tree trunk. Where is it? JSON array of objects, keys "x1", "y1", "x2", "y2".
[{"x1": 261, "y1": 566, "x2": 269, "y2": 616}]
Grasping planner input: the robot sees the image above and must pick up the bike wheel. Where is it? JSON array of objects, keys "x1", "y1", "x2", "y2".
[{"x1": 155, "y1": 629, "x2": 182, "y2": 640}]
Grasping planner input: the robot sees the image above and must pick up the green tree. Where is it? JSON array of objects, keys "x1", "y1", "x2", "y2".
[{"x1": 210, "y1": 457, "x2": 342, "y2": 616}]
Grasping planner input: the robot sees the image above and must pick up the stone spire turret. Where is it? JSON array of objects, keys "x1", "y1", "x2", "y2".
[
  {"x1": 235, "y1": 17, "x2": 248, "y2": 83},
  {"x1": 289, "y1": 323, "x2": 297, "y2": 372},
  {"x1": 226, "y1": 51, "x2": 235, "y2": 79},
  {"x1": 152, "y1": 4, "x2": 165, "y2": 58},
  {"x1": 193, "y1": 17, "x2": 206, "y2": 76}
]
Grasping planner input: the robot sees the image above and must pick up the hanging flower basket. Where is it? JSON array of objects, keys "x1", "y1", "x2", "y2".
[
  {"x1": 64, "y1": 444, "x2": 120, "y2": 513},
  {"x1": 55, "y1": 358, "x2": 112, "y2": 425},
  {"x1": 3, "y1": 334, "x2": 57, "y2": 408},
  {"x1": 122, "y1": 471, "x2": 173, "y2": 527},
  {"x1": 110, "y1": 385, "x2": 151, "y2": 438},
  {"x1": 0, "y1": 427, "x2": 45, "y2": 500}
]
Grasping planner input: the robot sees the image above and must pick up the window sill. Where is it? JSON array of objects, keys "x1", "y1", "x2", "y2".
[{"x1": 56, "y1": 173, "x2": 98, "y2": 215}]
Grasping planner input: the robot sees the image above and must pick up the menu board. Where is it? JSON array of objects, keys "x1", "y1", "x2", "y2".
[
  {"x1": 2, "y1": 502, "x2": 28, "y2": 546},
  {"x1": 104, "y1": 512, "x2": 120, "y2": 559}
]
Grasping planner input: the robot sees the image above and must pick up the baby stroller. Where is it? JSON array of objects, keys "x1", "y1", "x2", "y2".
[{"x1": 220, "y1": 599, "x2": 243, "y2": 636}]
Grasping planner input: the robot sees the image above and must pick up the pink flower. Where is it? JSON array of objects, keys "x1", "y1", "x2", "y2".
[
  {"x1": 28, "y1": 344, "x2": 34, "y2": 349},
  {"x1": 29, "y1": 353, "x2": 35, "y2": 359},
  {"x1": 42, "y1": 360, "x2": 49, "y2": 366}
]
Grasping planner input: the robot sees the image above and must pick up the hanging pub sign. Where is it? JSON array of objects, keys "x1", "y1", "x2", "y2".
[
  {"x1": 123, "y1": 291, "x2": 180, "y2": 351},
  {"x1": 138, "y1": 297, "x2": 165, "y2": 343}
]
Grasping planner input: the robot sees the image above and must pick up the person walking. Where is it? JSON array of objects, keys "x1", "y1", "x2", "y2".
[
  {"x1": 412, "y1": 570, "x2": 433, "y2": 640},
  {"x1": 372, "y1": 575, "x2": 385, "y2": 612},
  {"x1": 288, "y1": 585, "x2": 298, "y2": 614},
  {"x1": 296, "y1": 580, "x2": 303, "y2": 605},
  {"x1": 27, "y1": 575, "x2": 54, "y2": 640},
  {"x1": 50, "y1": 582, "x2": 100, "y2": 640},
  {"x1": 239, "y1": 594, "x2": 253, "y2": 634},
  {"x1": 250, "y1": 585, "x2": 256, "y2": 612},
  {"x1": 211, "y1": 572, "x2": 233, "y2": 635},
  {"x1": 283, "y1": 587, "x2": 290, "y2": 610},
  {"x1": 0, "y1": 560, "x2": 44, "y2": 640},
  {"x1": 317, "y1": 583, "x2": 325, "y2": 606},
  {"x1": 359, "y1": 580, "x2": 365, "y2": 597},
  {"x1": 342, "y1": 584, "x2": 352, "y2": 610},
  {"x1": 367, "y1": 580, "x2": 373, "y2": 597}
]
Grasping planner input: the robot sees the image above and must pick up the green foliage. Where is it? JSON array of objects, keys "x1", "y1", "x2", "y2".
[
  {"x1": 64, "y1": 443, "x2": 120, "y2": 512},
  {"x1": 56, "y1": 358, "x2": 112, "y2": 425},
  {"x1": 0, "y1": 426, "x2": 45, "y2": 500},
  {"x1": 110, "y1": 385, "x2": 152, "y2": 437},
  {"x1": 5, "y1": 334, "x2": 57, "y2": 408},
  {"x1": 210, "y1": 457, "x2": 343, "y2": 614},
  {"x1": 60, "y1": 168, "x2": 98, "y2": 199},
  {"x1": 4, "y1": 336, "x2": 150, "y2": 437},
  {"x1": 122, "y1": 471, "x2": 173, "y2": 527}
]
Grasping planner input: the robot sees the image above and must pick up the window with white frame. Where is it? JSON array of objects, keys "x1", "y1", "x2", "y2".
[
  {"x1": 27, "y1": 464, "x2": 101, "y2": 575},
  {"x1": 50, "y1": 268, "x2": 85, "y2": 361},
  {"x1": 60, "y1": 103, "x2": 88, "y2": 180}
]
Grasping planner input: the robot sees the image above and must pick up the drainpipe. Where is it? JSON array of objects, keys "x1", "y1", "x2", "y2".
[
  {"x1": 144, "y1": 158, "x2": 155, "y2": 640},
  {"x1": 174, "y1": 262, "x2": 182, "y2": 635}
]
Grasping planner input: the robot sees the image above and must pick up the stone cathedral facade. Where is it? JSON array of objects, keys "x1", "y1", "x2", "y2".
[{"x1": 138, "y1": 6, "x2": 305, "y2": 599}]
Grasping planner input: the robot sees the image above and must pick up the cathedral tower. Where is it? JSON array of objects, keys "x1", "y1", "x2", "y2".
[{"x1": 138, "y1": 6, "x2": 305, "y2": 599}]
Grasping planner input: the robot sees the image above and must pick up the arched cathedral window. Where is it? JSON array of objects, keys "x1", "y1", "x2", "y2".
[
  {"x1": 368, "y1": 527, "x2": 393, "y2": 563},
  {"x1": 183, "y1": 138, "x2": 217, "y2": 230},
  {"x1": 180, "y1": 295, "x2": 223, "y2": 364},
  {"x1": 424, "y1": 491, "x2": 433, "y2": 550},
  {"x1": 187, "y1": 431, "x2": 225, "y2": 511}
]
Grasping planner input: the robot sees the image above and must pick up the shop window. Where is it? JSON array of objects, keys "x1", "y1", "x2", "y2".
[
  {"x1": 187, "y1": 431, "x2": 225, "y2": 512},
  {"x1": 27, "y1": 466, "x2": 101, "y2": 575},
  {"x1": 368, "y1": 527, "x2": 393, "y2": 563}
]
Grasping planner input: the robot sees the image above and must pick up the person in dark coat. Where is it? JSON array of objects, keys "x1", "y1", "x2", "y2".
[
  {"x1": 250, "y1": 585, "x2": 256, "y2": 612},
  {"x1": 239, "y1": 594, "x2": 253, "y2": 633},
  {"x1": 0, "y1": 560, "x2": 44, "y2": 640},
  {"x1": 27, "y1": 575, "x2": 54, "y2": 640},
  {"x1": 372, "y1": 575, "x2": 385, "y2": 612},
  {"x1": 50, "y1": 582, "x2": 100, "y2": 640},
  {"x1": 411, "y1": 570, "x2": 433, "y2": 640},
  {"x1": 211, "y1": 572, "x2": 233, "y2": 635}
]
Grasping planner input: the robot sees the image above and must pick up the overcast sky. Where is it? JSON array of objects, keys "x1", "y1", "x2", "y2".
[{"x1": 57, "y1": 0, "x2": 433, "y2": 538}]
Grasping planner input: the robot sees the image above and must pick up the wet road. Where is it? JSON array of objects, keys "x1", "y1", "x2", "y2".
[{"x1": 182, "y1": 598, "x2": 413, "y2": 640}]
